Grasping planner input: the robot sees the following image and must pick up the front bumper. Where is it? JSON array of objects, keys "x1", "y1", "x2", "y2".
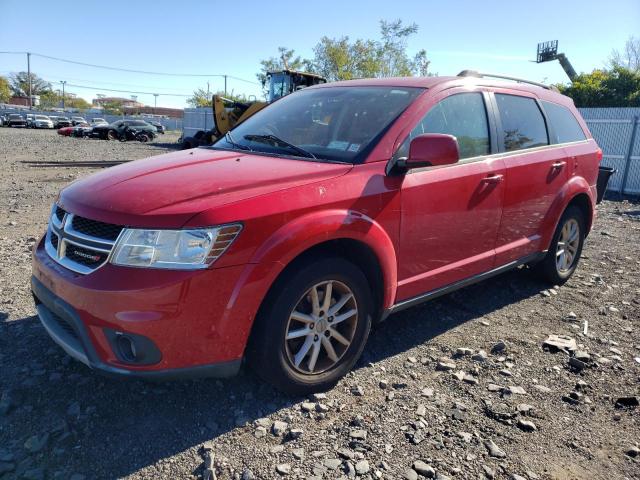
[{"x1": 31, "y1": 238, "x2": 251, "y2": 379}]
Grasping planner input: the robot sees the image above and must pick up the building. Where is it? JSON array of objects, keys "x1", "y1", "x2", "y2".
[{"x1": 92, "y1": 96, "x2": 144, "y2": 108}]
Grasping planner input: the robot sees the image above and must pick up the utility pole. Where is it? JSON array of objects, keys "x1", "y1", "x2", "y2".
[
  {"x1": 224, "y1": 75, "x2": 227, "y2": 96},
  {"x1": 27, "y1": 52, "x2": 32, "y2": 109},
  {"x1": 153, "y1": 93, "x2": 158, "y2": 113},
  {"x1": 60, "y1": 80, "x2": 66, "y2": 110}
]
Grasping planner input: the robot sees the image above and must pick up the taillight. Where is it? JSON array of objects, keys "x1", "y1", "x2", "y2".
[{"x1": 596, "y1": 148, "x2": 603, "y2": 162}]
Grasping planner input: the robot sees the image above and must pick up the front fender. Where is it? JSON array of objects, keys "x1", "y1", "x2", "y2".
[
  {"x1": 248, "y1": 209, "x2": 398, "y2": 309},
  {"x1": 540, "y1": 176, "x2": 596, "y2": 251}
]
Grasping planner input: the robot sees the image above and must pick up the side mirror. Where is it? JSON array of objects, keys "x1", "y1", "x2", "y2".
[{"x1": 404, "y1": 133, "x2": 459, "y2": 169}]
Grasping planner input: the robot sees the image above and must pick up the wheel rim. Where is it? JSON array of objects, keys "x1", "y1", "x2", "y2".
[
  {"x1": 284, "y1": 280, "x2": 358, "y2": 375},
  {"x1": 556, "y1": 218, "x2": 580, "y2": 273}
]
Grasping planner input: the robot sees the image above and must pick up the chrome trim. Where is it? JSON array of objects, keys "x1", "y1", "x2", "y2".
[{"x1": 45, "y1": 205, "x2": 121, "y2": 275}]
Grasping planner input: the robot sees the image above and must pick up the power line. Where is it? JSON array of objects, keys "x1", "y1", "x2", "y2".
[
  {"x1": 0, "y1": 51, "x2": 259, "y2": 84},
  {"x1": 60, "y1": 82, "x2": 192, "y2": 97}
]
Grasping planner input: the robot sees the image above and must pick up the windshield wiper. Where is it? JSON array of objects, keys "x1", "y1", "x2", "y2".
[
  {"x1": 225, "y1": 131, "x2": 251, "y2": 151},
  {"x1": 244, "y1": 134, "x2": 316, "y2": 159}
]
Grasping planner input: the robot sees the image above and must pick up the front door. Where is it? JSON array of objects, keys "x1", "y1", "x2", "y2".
[{"x1": 396, "y1": 90, "x2": 505, "y2": 302}]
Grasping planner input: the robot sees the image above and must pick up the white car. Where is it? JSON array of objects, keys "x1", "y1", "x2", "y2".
[
  {"x1": 90, "y1": 118, "x2": 109, "y2": 127},
  {"x1": 32, "y1": 115, "x2": 54, "y2": 129}
]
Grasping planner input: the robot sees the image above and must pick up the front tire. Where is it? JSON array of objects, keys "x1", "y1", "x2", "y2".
[
  {"x1": 533, "y1": 206, "x2": 585, "y2": 284},
  {"x1": 106, "y1": 129, "x2": 118, "y2": 141},
  {"x1": 247, "y1": 257, "x2": 373, "y2": 395}
]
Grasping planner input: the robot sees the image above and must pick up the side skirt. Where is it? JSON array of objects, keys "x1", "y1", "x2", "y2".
[{"x1": 381, "y1": 252, "x2": 545, "y2": 321}]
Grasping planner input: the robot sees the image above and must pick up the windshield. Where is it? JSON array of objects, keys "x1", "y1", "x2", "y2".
[
  {"x1": 213, "y1": 86, "x2": 423, "y2": 163},
  {"x1": 35, "y1": 116, "x2": 48, "y2": 120}
]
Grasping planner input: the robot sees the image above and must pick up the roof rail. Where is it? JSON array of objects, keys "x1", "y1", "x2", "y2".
[{"x1": 457, "y1": 70, "x2": 559, "y2": 91}]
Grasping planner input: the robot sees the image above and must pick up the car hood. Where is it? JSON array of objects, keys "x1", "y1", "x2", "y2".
[{"x1": 59, "y1": 148, "x2": 352, "y2": 227}]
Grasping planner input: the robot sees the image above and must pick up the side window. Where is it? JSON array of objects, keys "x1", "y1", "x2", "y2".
[
  {"x1": 395, "y1": 93, "x2": 490, "y2": 160},
  {"x1": 542, "y1": 101, "x2": 586, "y2": 144},
  {"x1": 495, "y1": 94, "x2": 548, "y2": 152}
]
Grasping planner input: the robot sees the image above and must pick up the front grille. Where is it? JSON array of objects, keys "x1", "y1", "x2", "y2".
[
  {"x1": 65, "y1": 244, "x2": 109, "y2": 268},
  {"x1": 45, "y1": 204, "x2": 123, "y2": 275},
  {"x1": 72, "y1": 215, "x2": 123, "y2": 241}
]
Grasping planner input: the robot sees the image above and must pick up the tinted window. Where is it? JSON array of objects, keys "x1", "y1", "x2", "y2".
[
  {"x1": 495, "y1": 94, "x2": 548, "y2": 152},
  {"x1": 542, "y1": 101, "x2": 586, "y2": 144},
  {"x1": 396, "y1": 93, "x2": 490, "y2": 160}
]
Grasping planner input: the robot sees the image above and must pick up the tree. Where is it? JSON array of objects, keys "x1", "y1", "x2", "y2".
[
  {"x1": 378, "y1": 19, "x2": 419, "y2": 77},
  {"x1": 557, "y1": 66, "x2": 640, "y2": 107},
  {"x1": 102, "y1": 100, "x2": 124, "y2": 115},
  {"x1": 187, "y1": 88, "x2": 211, "y2": 107},
  {"x1": 257, "y1": 19, "x2": 433, "y2": 87},
  {"x1": 8, "y1": 72, "x2": 51, "y2": 96},
  {"x1": 37, "y1": 90, "x2": 92, "y2": 111},
  {"x1": 0, "y1": 76, "x2": 10, "y2": 103},
  {"x1": 187, "y1": 88, "x2": 246, "y2": 107},
  {"x1": 610, "y1": 36, "x2": 640, "y2": 71}
]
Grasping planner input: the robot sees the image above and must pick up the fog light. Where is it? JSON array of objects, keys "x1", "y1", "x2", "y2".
[{"x1": 116, "y1": 333, "x2": 137, "y2": 362}]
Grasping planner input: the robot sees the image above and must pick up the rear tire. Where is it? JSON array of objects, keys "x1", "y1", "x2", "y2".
[
  {"x1": 532, "y1": 206, "x2": 585, "y2": 285},
  {"x1": 247, "y1": 257, "x2": 373, "y2": 395},
  {"x1": 106, "y1": 129, "x2": 118, "y2": 141}
]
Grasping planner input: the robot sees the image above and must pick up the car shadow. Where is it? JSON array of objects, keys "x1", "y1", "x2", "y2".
[{"x1": 0, "y1": 267, "x2": 546, "y2": 479}]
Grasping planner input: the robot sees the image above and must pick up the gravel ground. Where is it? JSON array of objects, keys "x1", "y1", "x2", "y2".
[{"x1": 0, "y1": 127, "x2": 639, "y2": 480}]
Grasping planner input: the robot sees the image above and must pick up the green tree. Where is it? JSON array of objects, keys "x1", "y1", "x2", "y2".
[
  {"x1": 8, "y1": 71, "x2": 51, "y2": 96},
  {"x1": 557, "y1": 66, "x2": 640, "y2": 107},
  {"x1": 0, "y1": 76, "x2": 11, "y2": 103},
  {"x1": 38, "y1": 90, "x2": 60, "y2": 109},
  {"x1": 258, "y1": 19, "x2": 432, "y2": 86},
  {"x1": 378, "y1": 19, "x2": 419, "y2": 77},
  {"x1": 102, "y1": 100, "x2": 124, "y2": 115},
  {"x1": 65, "y1": 96, "x2": 91, "y2": 110},
  {"x1": 187, "y1": 87, "x2": 211, "y2": 107},
  {"x1": 188, "y1": 88, "x2": 247, "y2": 107}
]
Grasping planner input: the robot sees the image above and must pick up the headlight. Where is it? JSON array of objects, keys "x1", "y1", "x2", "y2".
[{"x1": 111, "y1": 224, "x2": 242, "y2": 270}]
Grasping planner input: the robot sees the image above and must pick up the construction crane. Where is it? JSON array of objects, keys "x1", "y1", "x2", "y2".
[{"x1": 536, "y1": 40, "x2": 577, "y2": 82}]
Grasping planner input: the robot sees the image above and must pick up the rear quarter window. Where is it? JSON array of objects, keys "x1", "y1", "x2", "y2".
[
  {"x1": 542, "y1": 101, "x2": 587, "y2": 144},
  {"x1": 495, "y1": 94, "x2": 548, "y2": 152}
]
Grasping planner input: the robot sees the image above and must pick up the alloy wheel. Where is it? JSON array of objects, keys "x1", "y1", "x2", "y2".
[
  {"x1": 556, "y1": 218, "x2": 580, "y2": 273},
  {"x1": 284, "y1": 280, "x2": 358, "y2": 375}
]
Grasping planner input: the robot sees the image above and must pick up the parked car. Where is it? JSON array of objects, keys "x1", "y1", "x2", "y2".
[
  {"x1": 149, "y1": 121, "x2": 165, "y2": 134},
  {"x1": 51, "y1": 116, "x2": 72, "y2": 128},
  {"x1": 90, "y1": 118, "x2": 108, "y2": 127},
  {"x1": 32, "y1": 115, "x2": 54, "y2": 129},
  {"x1": 25, "y1": 114, "x2": 36, "y2": 127},
  {"x1": 92, "y1": 119, "x2": 157, "y2": 140},
  {"x1": 31, "y1": 73, "x2": 602, "y2": 394},
  {"x1": 0, "y1": 114, "x2": 6, "y2": 126},
  {"x1": 7, "y1": 114, "x2": 26, "y2": 127},
  {"x1": 71, "y1": 116, "x2": 87, "y2": 126},
  {"x1": 57, "y1": 122, "x2": 91, "y2": 137}
]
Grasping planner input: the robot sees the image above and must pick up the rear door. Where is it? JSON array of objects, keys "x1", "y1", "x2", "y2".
[
  {"x1": 491, "y1": 91, "x2": 569, "y2": 266},
  {"x1": 396, "y1": 89, "x2": 506, "y2": 301}
]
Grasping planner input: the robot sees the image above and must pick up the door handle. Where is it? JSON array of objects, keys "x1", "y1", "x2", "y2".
[
  {"x1": 551, "y1": 161, "x2": 566, "y2": 169},
  {"x1": 482, "y1": 174, "x2": 504, "y2": 184}
]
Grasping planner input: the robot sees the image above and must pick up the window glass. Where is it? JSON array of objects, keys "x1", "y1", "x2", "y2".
[
  {"x1": 542, "y1": 101, "x2": 586, "y2": 144},
  {"x1": 495, "y1": 94, "x2": 548, "y2": 152},
  {"x1": 214, "y1": 86, "x2": 423, "y2": 163},
  {"x1": 395, "y1": 93, "x2": 490, "y2": 160}
]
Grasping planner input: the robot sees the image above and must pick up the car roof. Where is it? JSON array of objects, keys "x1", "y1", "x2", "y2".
[{"x1": 310, "y1": 75, "x2": 575, "y2": 107}]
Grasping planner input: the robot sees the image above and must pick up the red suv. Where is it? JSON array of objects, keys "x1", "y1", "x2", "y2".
[{"x1": 32, "y1": 72, "x2": 602, "y2": 393}]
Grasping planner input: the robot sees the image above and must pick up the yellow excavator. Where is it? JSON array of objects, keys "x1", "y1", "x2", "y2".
[{"x1": 181, "y1": 70, "x2": 326, "y2": 149}]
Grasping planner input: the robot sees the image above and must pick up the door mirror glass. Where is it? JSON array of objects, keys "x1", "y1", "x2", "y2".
[{"x1": 405, "y1": 133, "x2": 460, "y2": 169}]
